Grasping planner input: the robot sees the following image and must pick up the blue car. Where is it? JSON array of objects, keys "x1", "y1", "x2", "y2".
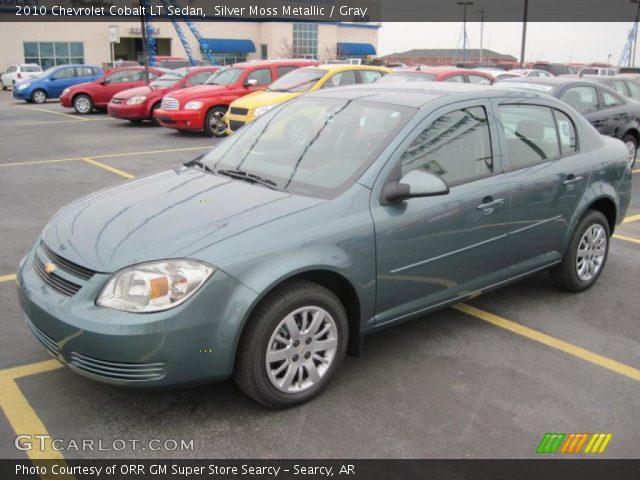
[{"x1": 13, "y1": 64, "x2": 102, "y2": 104}]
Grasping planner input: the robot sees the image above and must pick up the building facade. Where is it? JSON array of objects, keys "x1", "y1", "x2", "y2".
[
  {"x1": 382, "y1": 48, "x2": 517, "y2": 67},
  {"x1": 0, "y1": 21, "x2": 380, "y2": 71}
]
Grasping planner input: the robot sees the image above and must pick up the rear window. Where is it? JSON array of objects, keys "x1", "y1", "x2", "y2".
[{"x1": 21, "y1": 65, "x2": 41, "y2": 72}]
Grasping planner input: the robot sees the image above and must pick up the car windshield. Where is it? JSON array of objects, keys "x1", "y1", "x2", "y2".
[
  {"x1": 22, "y1": 66, "x2": 41, "y2": 72},
  {"x1": 150, "y1": 70, "x2": 187, "y2": 88},
  {"x1": 198, "y1": 97, "x2": 414, "y2": 198},
  {"x1": 40, "y1": 67, "x2": 58, "y2": 78},
  {"x1": 205, "y1": 68, "x2": 242, "y2": 85},
  {"x1": 378, "y1": 72, "x2": 437, "y2": 83},
  {"x1": 267, "y1": 68, "x2": 326, "y2": 92}
]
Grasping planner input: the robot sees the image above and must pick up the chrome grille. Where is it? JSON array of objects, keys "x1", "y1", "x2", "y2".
[
  {"x1": 33, "y1": 255, "x2": 81, "y2": 296},
  {"x1": 160, "y1": 97, "x2": 179, "y2": 110},
  {"x1": 69, "y1": 352, "x2": 166, "y2": 382},
  {"x1": 41, "y1": 243, "x2": 96, "y2": 281},
  {"x1": 26, "y1": 317, "x2": 61, "y2": 358},
  {"x1": 229, "y1": 107, "x2": 249, "y2": 115}
]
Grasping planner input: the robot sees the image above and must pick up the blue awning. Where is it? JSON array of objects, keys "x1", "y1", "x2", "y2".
[
  {"x1": 202, "y1": 39, "x2": 256, "y2": 54},
  {"x1": 337, "y1": 42, "x2": 377, "y2": 56}
]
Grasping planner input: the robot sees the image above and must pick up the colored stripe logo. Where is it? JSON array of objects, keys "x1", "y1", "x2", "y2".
[{"x1": 536, "y1": 433, "x2": 612, "y2": 454}]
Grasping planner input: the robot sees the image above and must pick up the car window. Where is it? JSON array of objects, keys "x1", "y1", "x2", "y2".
[
  {"x1": 612, "y1": 80, "x2": 629, "y2": 97},
  {"x1": 322, "y1": 70, "x2": 357, "y2": 88},
  {"x1": 625, "y1": 80, "x2": 640, "y2": 99},
  {"x1": 8, "y1": 66, "x2": 16, "y2": 73},
  {"x1": 529, "y1": 71, "x2": 540, "y2": 77},
  {"x1": 75, "y1": 67, "x2": 94, "y2": 77},
  {"x1": 560, "y1": 86, "x2": 598, "y2": 114},
  {"x1": 444, "y1": 75, "x2": 464, "y2": 83},
  {"x1": 358, "y1": 70, "x2": 384, "y2": 84},
  {"x1": 53, "y1": 67, "x2": 75, "y2": 79},
  {"x1": 276, "y1": 66, "x2": 298, "y2": 78},
  {"x1": 105, "y1": 70, "x2": 133, "y2": 84},
  {"x1": 553, "y1": 109, "x2": 578, "y2": 155},
  {"x1": 247, "y1": 68, "x2": 272, "y2": 85},
  {"x1": 499, "y1": 104, "x2": 561, "y2": 168},
  {"x1": 186, "y1": 71, "x2": 213, "y2": 86},
  {"x1": 602, "y1": 90, "x2": 624, "y2": 107},
  {"x1": 468, "y1": 74, "x2": 491, "y2": 85},
  {"x1": 400, "y1": 106, "x2": 493, "y2": 185},
  {"x1": 22, "y1": 65, "x2": 41, "y2": 73}
]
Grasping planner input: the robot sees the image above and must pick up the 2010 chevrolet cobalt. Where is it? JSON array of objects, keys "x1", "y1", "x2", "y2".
[{"x1": 17, "y1": 83, "x2": 632, "y2": 408}]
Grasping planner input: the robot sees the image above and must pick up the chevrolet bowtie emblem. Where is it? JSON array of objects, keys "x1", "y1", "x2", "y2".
[{"x1": 44, "y1": 262, "x2": 57, "y2": 274}]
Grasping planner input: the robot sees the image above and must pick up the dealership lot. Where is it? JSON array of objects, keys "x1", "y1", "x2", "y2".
[{"x1": 0, "y1": 91, "x2": 639, "y2": 460}]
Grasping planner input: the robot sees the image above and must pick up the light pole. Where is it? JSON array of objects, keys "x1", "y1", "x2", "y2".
[
  {"x1": 458, "y1": 1, "x2": 473, "y2": 64},
  {"x1": 520, "y1": 0, "x2": 529, "y2": 68},
  {"x1": 479, "y1": 10, "x2": 485, "y2": 64},
  {"x1": 632, "y1": 0, "x2": 640, "y2": 67}
]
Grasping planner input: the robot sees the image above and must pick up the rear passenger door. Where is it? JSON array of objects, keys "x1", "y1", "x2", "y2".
[{"x1": 497, "y1": 103, "x2": 589, "y2": 269}]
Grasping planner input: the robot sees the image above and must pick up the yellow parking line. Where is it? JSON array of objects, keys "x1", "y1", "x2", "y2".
[
  {"x1": 0, "y1": 146, "x2": 211, "y2": 168},
  {"x1": 454, "y1": 303, "x2": 640, "y2": 382},
  {"x1": 613, "y1": 233, "x2": 640, "y2": 245},
  {"x1": 0, "y1": 359, "x2": 64, "y2": 381},
  {"x1": 21, "y1": 106, "x2": 90, "y2": 121},
  {"x1": 0, "y1": 273, "x2": 17, "y2": 283},
  {"x1": 633, "y1": 168, "x2": 640, "y2": 174},
  {"x1": 82, "y1": 157, "x2": 135, "y2": 180},
  {"x1": 622, "y1": 213, "x2": 640, "y2": 224}
]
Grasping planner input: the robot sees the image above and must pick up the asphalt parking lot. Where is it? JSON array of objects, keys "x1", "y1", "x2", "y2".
[{"x1": 0, "y1": 91, "x2": 639, "y2": 460}]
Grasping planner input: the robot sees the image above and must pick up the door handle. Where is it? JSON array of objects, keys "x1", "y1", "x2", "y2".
[
  {"x1": 477, "y1": 197, "x2": 504, "y2": 213},
  {"x1": 563, "y1": 174, "x2": 583, "y2": 186},
  {"x1": 591, "y1": 120, "x2": 606, "y2": 128}
]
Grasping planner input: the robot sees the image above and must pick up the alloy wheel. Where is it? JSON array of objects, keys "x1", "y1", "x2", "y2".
[
  {"x1": 32, "y1": 91, "x2": 46, "y2": 103},
  {"x1": 625, "y1": 140, "x2": 637, "y2": 165},
  {"x1": 575, "y1": 224, "x2": 607, "y2": 282},
  {"x1": 75, "y1": 96, "x2": 92, "y2": 113},
  {"x1": 265, "y1": 306, "x2": 338, "y2": 393},
  {"x1": 210, "y1": 111, "x2": 226, "y2": 136}
]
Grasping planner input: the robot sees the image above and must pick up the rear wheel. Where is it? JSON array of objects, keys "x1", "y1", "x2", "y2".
[
  {"x1": 31, "y1": 89, "x2": 46, "y2": 104},
  {"x1": 73, "y1": 94, "x2": 93, "y2": 114},
  {"x1": 234, "y1": 280, "x2": 348, "y2": 408},
  {"x1": 204, "y1": 106, "x2": 227, "y2": 137},
  {"x1": 550, "y1": 210, "x2": 610, "y2": 292},
  {"x1": 622, "y1": 133, "x2": 637, "y2": 169}
]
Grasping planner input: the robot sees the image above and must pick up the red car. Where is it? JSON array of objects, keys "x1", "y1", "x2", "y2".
[
  {"x1": 154, "y1": 59, "x2": 317, "y2": 136},
  {"x1": 59, "y1": 66, "x2": 166, "y2": 114},
  {"x1": 107, "y1": 66, "x2": 219, "y2": 124},
  {"x1": 381, "y1": 66, "x2": 494, "y2": 84}
]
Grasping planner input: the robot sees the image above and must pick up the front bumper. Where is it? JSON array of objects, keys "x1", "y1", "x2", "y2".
[
  {"x1": 108, "y1": 102, "x2": 147, "y2": 121},
  {"x1": 12, "y1": 88, "x2": 29, "y2": 100},
  {"x1": 59, "y1": 94, "x2": 72, "y2": 108},
  {"x1": 154, "y1": 108, "x2": 204, "y2": 131},
  {"x1": 17, "y1": 243, "x2": 258, "y2": 387},
  {"x1": 224, "y1": 112, "x2": 253, "y2": 134}
]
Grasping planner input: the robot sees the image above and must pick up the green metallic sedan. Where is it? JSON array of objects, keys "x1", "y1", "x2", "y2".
[{"x1": 17, "y1": 83, "x2": 633, "y2": 408}]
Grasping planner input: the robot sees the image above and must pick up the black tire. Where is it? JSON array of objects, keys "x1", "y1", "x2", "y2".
[
  {"x1": 150, "y1": 102, "x2": 161, "y2": 126},
  {"x1": 234, "y1": 280, "x2": 348, "y2": 409},
  {"x1": 128, "y1": 119, "x2": 143, "y2": 124},
  {"x1": 203, "y1": 106, "x2": 227, "y2": 137},
  {"x1": 31, "y1": 89, "x2": 46, "y2": 104},
  {"x1": 622, "y1": 133, "x2": 637, "y2": 169},
  {"x1": 0, "y1": 80, "x2": 5, "y2": 90},
  {"x1": 549, "y1": 210, "x2": 610, "y2": 292},
  {"x1": 73, "y1": 94, "x2": 93, "y2": 114}
]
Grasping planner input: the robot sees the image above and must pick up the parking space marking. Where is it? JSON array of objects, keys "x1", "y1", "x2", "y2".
[
  {"x1": 633, "y1": 168, "x2": 640, "y2": 174},
  {"x1": 0, "y1": 146, "x2": 211, "y2": 168},
  {"x1": 454, "y1": 303, "x2": 640, "y2": 382},
  {"x1": 622, "y1": 213, "x2": 640, "y2": 224},
  {"x1": 613, "y1": 233, "x2": 640, "y2": 245},
  {"x1": 0, "y1": 118, "x2": 114, "y2": 127},
  {"x1": 21, "y1": 106, "x2": 90, "y2": 121},
  {"x1": 82, "y1": 157, "x2": 135, "y2": 180},
  {"x1": 0, "y1": 274, "x2": 16, "y2": 283}
]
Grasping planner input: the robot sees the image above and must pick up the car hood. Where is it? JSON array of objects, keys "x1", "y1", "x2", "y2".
[
  {"x1": 67, "y1": 81, "x2": 94, "y2": 92},
  {"x1": 113, "y1": 85, "x2": 153, "y2": 99},
  {"x1": 232, "y1": 90, "x2": 300, "y2": 109},
  {"x1": 167, "y1": 84, "x2": 234, "y2": 100},
  {"x1": 42, "y1": 167, "x2": 324, "y2": 272}
]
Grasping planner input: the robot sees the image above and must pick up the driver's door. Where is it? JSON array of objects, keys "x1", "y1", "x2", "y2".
[
  {"x1": 49, "y1": 66, "x2": 76, "y2": 97},
  {"x1": 370, "y1": 101, "x2": 511, "y2": 326}
]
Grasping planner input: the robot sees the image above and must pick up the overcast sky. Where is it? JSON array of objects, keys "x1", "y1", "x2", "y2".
[{"x1": 379, "y1": 23, "x2": 631, "y2": 64}]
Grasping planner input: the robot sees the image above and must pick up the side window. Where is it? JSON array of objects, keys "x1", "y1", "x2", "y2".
[
  {"x1": 553, "y1": 110, "x2": 578, "y2": 155},
  {"x1": 104, "y1": 71, "x2": 129, "y2": 84},
  {"x1": 602, "y1": 90, "x2": 624, "y2": 108},
  {"x1": 400, "y1": 106, "x2": 493, "y2": 185},
  {"x1": 444, "y1": 75, "x2": 464, "y2": 83},
  {"x1": 187, "y1": 71, "x2": 212, "y2": 86},
  {"x1": 468, "y1": 74, "x2": 491, "y2": 85},
  {"x1": 528, "y1": 71, "x2": 540, "y2": 77},
  {"x1": 276, "y1": 66, "x2": 298, "y2": 78},
  {"x1": 54, "y1": 67, "x2": 75, "y2": 79},
  {"x1": 625, "y1": 80, "x2": 640, "y2": 99},
  {"x1": 148, "y1": 71, "x2": 160, "y2": 80},
  {"x1": 76, "y1": 67, "x2": 95, "y2": 77},
  {"x1": 247, "y1": 68, "x2": 272, "y2": 85},
  {"x1": 499, "y1": 104, "x2": 561, "y2": 169},
  {"x1": 358, "y1": 70, "x2": 384, "y2": 84},
  {"x1": 612, "y1": 80, "x2": 629, "y2": 97},
  {"x1": 560, "y1": 86, "x2": 598, "y2": 114},
  {"x1": 322, "y1": 70, "x2": 357, "y2": 88}
]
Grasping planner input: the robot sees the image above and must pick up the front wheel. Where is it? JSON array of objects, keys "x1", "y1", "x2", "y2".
[
  {"x1": 204, "y1": 106, "x2": 227, "y2": 137},
  {"x1": 550, "y1": 210, "x2": 610, "y2": 292},
  {"x1": 73, "y1": 94, "x2": 93, "y2": 114},
  {"x1": 31, "y1": 89, "x2": 47, "y2": 104},
  {"x1": 234, "y1": 280, "x2": 348, "y2": 408}
]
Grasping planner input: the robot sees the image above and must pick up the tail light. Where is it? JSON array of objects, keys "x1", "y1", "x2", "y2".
[{"x1": 17, "y1": 73, "x2": 22, "y2": 79}]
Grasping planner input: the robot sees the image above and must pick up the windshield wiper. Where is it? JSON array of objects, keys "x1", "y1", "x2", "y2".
[
  {"x1": 216, "y1": 169, "x2": 278, "y2": 189},
  {"x1": 185, "y1": 157, "x2": 215, "y2": 174}
]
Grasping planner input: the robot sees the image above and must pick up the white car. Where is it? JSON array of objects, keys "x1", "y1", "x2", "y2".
[
  {"x1": 0, "y1": 64, "x2": 42, "y2": 90},
  {"x1": 510, "y1": 68, "x2": 553, "y2": 78},
  {"x1": 579, "y1": 66, "x2": 617, "y2": 76}
]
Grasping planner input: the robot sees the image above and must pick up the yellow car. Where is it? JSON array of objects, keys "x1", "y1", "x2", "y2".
[{"x1": 224, "y1": 64, "x2": 392, "y2": 133}]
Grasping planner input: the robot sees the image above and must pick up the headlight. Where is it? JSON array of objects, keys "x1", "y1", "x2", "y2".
[
  {"x1": 126, "y1": 95, "x2": 146, "y2": 105},
  {"x1": 254, "y1": 104, "x2": 274, "y2": 117},
  {"x1": 96, "y1": 260, "x2": 215, "y2": 313},
  {"x1": 62, "y1": 88, "x2": 70, "y2": 95},
  {"x1": 18, "y1": 82, "x2": 30, "y2": 90},
  {"x1": 185, "y1": 101, "x2": 203, "y2": 110}
]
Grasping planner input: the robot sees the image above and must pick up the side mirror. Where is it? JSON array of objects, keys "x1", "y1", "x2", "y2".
[
  {"x1": 100, "y1": 78, "x2": 107, "y2": 85},
  {"x1": 382, "y1": 170, "x2": 449, "y2": 205},
  {"x1": 244, "y1": 78, "x2": 258, "y2": 87}
]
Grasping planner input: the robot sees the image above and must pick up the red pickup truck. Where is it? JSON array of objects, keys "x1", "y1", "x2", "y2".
[{"x1": 154, "y1": 59, "x2": 317, "y2": 136}]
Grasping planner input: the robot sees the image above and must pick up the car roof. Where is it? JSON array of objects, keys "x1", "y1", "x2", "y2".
[
  {"x1": 231, "y1": 59, "x2": 316, "y2": 68},
  {"x1": 496, "y1": 76, "x2": 594, "y2": 88},
  {"x1": 305, "y1": 81, "x2": 549, "y2": 108}
]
